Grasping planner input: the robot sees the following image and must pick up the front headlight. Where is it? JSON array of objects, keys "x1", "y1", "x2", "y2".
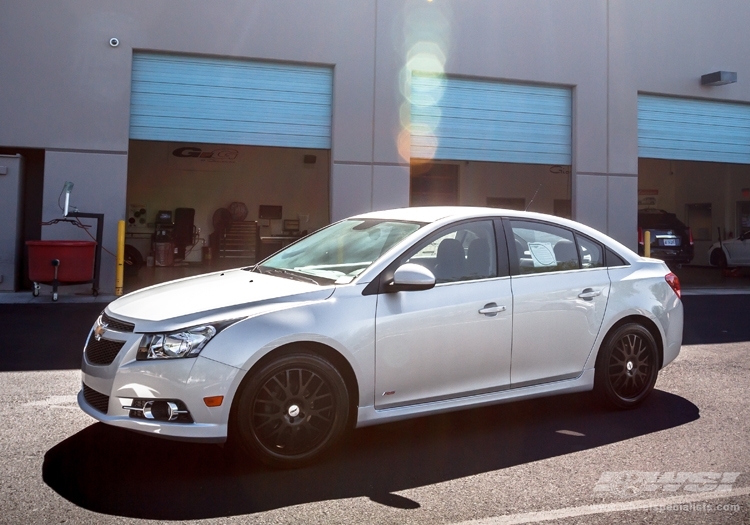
[{"x1": 136, "y1": 321, "x2": 236, "y2": 360}]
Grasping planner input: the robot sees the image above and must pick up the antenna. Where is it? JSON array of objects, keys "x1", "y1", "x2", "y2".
[
  {"x1": 525, "y1": 183, "x2": 542, "y2": 212},
  {"x1": 63, "y1": 181, "x2": 74, "y2": 216}
]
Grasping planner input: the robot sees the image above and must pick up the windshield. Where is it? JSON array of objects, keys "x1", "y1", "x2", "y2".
[{"x1": 255, "y1": 219, "x2": 424, "y2": 284}]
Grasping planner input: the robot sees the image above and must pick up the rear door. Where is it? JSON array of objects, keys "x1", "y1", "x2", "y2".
[{"x1": 505, "y1": 219, "x2": 610, "y2": 388}]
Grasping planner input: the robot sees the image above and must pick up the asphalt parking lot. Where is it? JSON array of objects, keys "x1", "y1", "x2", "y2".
[{"x1": 0, "y1": 295, "x2": 748, "y2": 524}]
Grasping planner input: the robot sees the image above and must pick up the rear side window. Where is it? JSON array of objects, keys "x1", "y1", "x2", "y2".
[
  {"x1": 606, "y1": 247, "x2": 629, "y2": 267},
  {"x1": 509, "y1": 220, "x2": 579, "y2": 274},
  {"x1": 575, "y1": 235, "x2": 605, "y2": 269}
]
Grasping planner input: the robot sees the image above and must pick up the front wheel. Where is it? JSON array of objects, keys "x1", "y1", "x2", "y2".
[
  {"x1": 710, "y1": 249, "x2": 727, "y2": 268},
  {"x1": 594, "y1": 324, "x2": 659, "y2": 409},
  {"x1": 234, "y1": 352, "x2": 349, "y2": 468}
]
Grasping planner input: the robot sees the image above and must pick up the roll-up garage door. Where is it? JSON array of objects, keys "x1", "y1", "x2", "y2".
[
  {"x1": 638, "y1": 94, "x2": 750, "y2": 164},
  {"x1": 130, "y1": 53, "x2": 333, "y2": 149},
  {"x1": 410, "y1": 74, "x2": 571, "y2": 164}
]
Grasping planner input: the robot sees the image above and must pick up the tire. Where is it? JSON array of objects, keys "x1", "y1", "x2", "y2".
[
  {"x1": 594, "y1": 323, "x2": 659, "y2": 409},
  {"x1": 710, "y1": 249, "x2": 727, "y2": 269},
  {"x1": 234, "y1": 352, "x2": 349, "y2": 468},
  {"x1": 124, "y1": 244, "x2": 144, "y2": 277}
]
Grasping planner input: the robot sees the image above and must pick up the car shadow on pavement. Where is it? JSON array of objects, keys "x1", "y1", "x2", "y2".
[
  {"x1": 0, "y1": 303, "x2": 101, "y2": 372},
  {"x1": 43, "y1": 389, "x2": 699, "y2": 520}
]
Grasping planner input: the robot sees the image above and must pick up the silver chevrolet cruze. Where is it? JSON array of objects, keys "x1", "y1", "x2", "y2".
[{"x1": 78, "y1": 207, "x2": 683, "y2": 468}]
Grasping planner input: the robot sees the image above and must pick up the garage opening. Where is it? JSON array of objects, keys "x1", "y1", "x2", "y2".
[
  {"x1": 124, "y1": 53, "x2": 332, "y2": 291},
  {"x1": 410, "y1": 74, "x2": 572, "y2": 217},
  {"x1": 638, "y1": 95, "x2": 750, "y2": 272}
]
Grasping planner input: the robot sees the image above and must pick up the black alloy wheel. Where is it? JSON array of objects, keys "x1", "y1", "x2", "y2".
[
  {"x1": 235, "y1": 352, "x2": 349, "y2": 468},
  {"x1": 595, "y1": 323, "x2": 659, "y2": 409}
]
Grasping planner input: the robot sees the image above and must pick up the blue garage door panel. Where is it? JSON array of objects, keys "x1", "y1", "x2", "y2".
[
  {"x1": 411, "y1": 74, "x2": 572, "y2": 164},
  {"x1": 130, "y1": 53, "x2": 333, "y2": 149},
  {"x1": 638, "y1": 95, "x2": 750, "y2": 164}
]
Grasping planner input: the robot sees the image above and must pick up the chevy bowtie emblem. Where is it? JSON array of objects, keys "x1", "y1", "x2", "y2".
[{"x1": 94, "y1": 323, "x2": 106, "y2": 341}]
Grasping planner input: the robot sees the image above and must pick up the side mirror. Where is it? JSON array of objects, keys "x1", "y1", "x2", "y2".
[{"x1": 388, "y1": 263, "x2": 436, "y2": 292}]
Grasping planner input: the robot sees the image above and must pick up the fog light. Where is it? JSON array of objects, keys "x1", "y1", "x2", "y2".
[{"x1": 124, "y1": 399, "x2": 191, "y2": 422}]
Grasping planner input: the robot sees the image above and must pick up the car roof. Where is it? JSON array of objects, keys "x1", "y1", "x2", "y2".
[{"x1": 351, "y1": 206, "x2": 637, "y2": 262}]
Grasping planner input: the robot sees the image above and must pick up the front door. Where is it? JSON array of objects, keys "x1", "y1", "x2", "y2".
[{"x1": 375, "y1": 220, "x2": 512, "y2": 408}]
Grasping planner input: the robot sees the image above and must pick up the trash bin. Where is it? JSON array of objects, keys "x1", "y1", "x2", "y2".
[{"x1": 154, "y1": 242, "x2": 174, "y2": 267}]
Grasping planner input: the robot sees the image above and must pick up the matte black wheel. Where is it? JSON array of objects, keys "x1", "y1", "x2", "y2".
[
  {"x1": 595, "y1": 324, "x2": 659, "y2": 409},
  {"x1": 235, "y1": 352, "x2": 349, "y2": 468}
]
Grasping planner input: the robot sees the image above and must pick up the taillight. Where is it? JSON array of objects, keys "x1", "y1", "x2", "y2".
[
  {"x1": 638, "y1": 226, "x2": 644, "y2": 246},
  {"x1": 665, "y1": 272, "x2": 681, "y2": 298},
  {"x1": 688, "y1": 227, "x2": 694, "y2": 246}
]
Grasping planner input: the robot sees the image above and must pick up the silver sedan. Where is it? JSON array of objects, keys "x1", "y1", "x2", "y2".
[{"x1": 78, "y1": 207, "x2": 683, "y2": 468}]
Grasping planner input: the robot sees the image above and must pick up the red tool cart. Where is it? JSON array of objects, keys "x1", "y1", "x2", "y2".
[{"x1": 26, "y1": 212, "x2": 104, "y2": 301}]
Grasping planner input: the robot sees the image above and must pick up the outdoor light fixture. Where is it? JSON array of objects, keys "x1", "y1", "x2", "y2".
[{"x1": 701, "y1": 71, "x2": 737, "y2": 86}]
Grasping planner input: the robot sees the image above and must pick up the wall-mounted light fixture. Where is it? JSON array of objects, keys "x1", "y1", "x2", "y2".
[{"x1": 701, "y1": 71, "x2": 737, "y2": 86}]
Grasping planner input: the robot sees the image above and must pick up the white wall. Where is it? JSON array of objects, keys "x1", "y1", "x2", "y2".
[
  {"x1": 41, "y1": 151, "x2": 128, "y2": 294},
  {"x1": 3, "y1": 0, "x2": 750, "y2": 267}
]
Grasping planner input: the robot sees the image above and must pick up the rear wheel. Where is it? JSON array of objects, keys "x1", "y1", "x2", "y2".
[
  {"x1": 594, "y1": 323, "x2": 659, "y2": 409},
  {"x1": 234, "y1": 352, "x2": 349, "y2": 468}
]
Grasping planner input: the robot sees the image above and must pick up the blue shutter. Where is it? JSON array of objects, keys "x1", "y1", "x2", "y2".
[
  {"x1": 130, "y1": 53, "x2": 332, "y2": 149},
  {"x1": 411, "y1": 74, "x2": 571, "y2": 164},
  {"x1": 638, "y1": 95, "x2": 750, "y2": 164}
]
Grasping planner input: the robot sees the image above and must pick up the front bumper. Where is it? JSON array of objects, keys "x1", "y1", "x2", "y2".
[{"x1": 78, "y1": 323, "x2": 241, "y2": 443}]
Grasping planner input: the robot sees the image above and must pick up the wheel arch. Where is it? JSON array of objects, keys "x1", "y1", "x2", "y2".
[
  {"x1": 709, "y1": 246, "x2": 728, "y2": 266},
  {"x1": 228, "y1": 341, "x2": 361, "y2": 431},
  {"x1": 596, "y1": 314, "x2": 664, "y2": 371}
]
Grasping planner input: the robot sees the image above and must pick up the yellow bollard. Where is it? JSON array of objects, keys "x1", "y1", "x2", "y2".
[
  {"x1": 644, "y1": 230, "x2": 651, "y2": 258},
  {"x1": 116, "y1": 220, "x2": 125, "y2": 295}
]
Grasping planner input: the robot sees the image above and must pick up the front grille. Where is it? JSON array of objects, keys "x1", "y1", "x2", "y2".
[
  {"x1": 82, "y1": 383, "x2": 109, "y2": 414},
  {"x1": 101, "y1": 312, "x2": 135, "y2": 333},
  {"x1": 85, "y1": 334, "x2": 125, "y2": 366}
]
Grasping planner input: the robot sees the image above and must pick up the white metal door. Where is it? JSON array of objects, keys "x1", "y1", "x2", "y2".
[
  {"x1": 375, "y1": 278, "x2": 512, "y2": 408},
  {"x1": 374, "y1": 219, "x2": 511, "y2": 408},
  {"x1": 510, "y1": 269, "x2": 610, "y2": 387},
  {"x1": 506, "y1": 219, "x2": 610, "y2": 387}
]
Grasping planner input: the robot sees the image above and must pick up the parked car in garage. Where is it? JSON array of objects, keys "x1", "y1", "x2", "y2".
[
  {"x1": 78, "y1": 207, "x2": 683, "y2": 468},
  {"x1": 638, "y1": 208, "x2": 694, "y2": 268},
  {"x1": 708, "y1": 231, "x2": 750, "y2": 268}
]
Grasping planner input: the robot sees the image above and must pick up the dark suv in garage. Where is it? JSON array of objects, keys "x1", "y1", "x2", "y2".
[{"x1": 638, "y1": 209, "x2": 694, "y2": 268}]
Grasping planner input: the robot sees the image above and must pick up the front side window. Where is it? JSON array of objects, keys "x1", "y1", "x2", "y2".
[
  {"x1": 509, "y1": 220, "x2": 579, "y2": 275},
  {"x1": 404, "y1": 220, "x2": 497, "y2": 283},
  {"x1": 258, "y1": 219, "x2": 423, "y2": 284}
]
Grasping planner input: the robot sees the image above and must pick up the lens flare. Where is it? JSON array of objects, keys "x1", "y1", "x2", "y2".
[{"x1": 397, "y1": 1, "x2": 453, "y2": 162}]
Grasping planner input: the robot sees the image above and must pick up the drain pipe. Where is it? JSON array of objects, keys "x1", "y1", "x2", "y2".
[{"x1": 116, "y1": 220, "x2": 125, "y2": 296}]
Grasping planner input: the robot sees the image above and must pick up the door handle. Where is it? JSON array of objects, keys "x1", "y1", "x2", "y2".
[
  {"x1": 578, "y1": 288, "x2": 601, "y2": 300},
  {"x1": 479, "y1": 303, "x2": 506, "y2": 316}
]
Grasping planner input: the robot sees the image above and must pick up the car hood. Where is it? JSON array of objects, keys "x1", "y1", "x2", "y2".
[{"x1": 107, "y1": 269, "x2": 333, "y2": 327}]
